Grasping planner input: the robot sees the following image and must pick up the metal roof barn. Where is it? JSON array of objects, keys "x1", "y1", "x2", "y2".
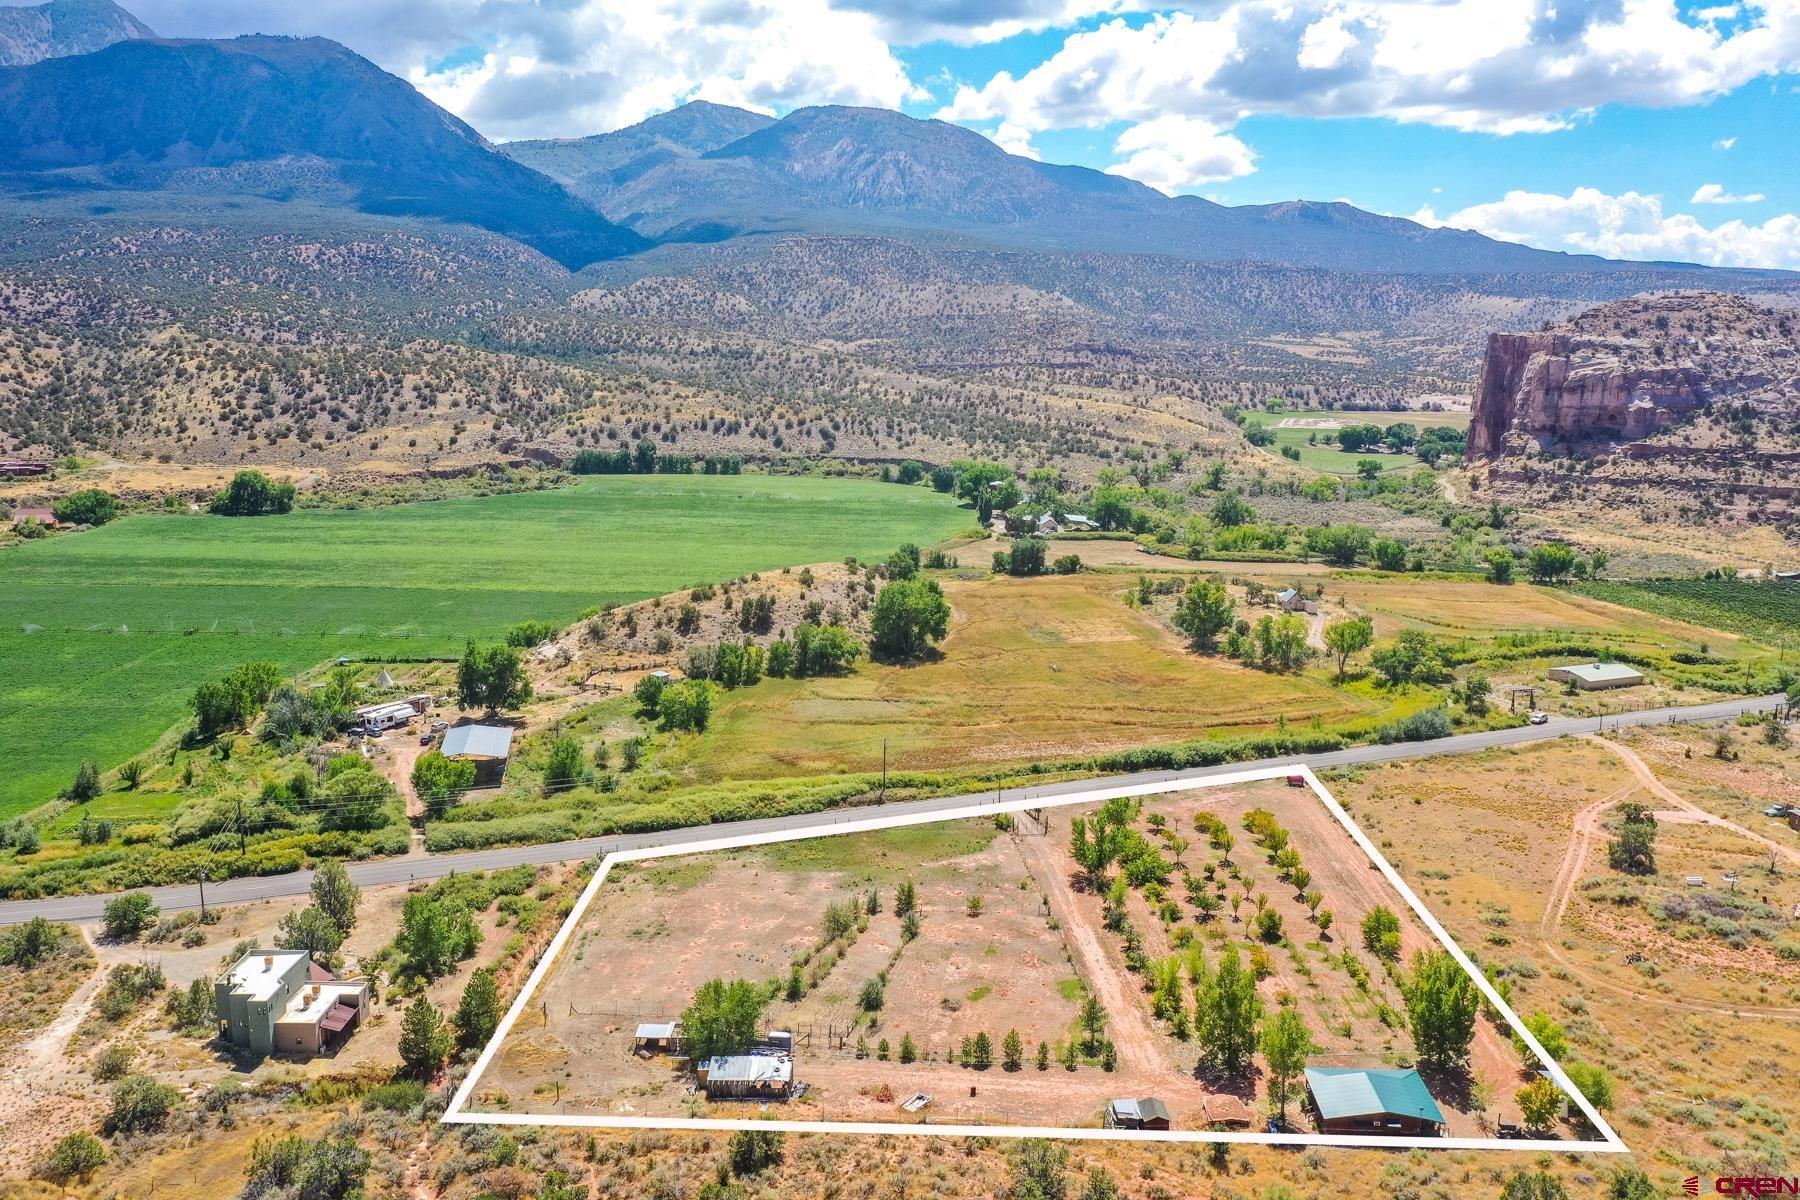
[{"x1": 441, "y1": 724, "x2": 514, "y2": 760}]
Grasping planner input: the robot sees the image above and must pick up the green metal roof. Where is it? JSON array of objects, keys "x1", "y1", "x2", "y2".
[{"x1": 1304, "y1": 1068, "x2": 1445, "y2": 1124}]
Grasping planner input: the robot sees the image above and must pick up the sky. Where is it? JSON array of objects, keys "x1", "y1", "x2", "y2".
[{"x1": 113, "y1": 0, "x2": 1800, "y2": 269}]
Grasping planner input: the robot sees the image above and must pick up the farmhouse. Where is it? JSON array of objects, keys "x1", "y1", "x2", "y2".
[
  {"x1": 1304, "y1": 1067, "x2": 1445, "y2": 1135},
  {"x1": 1276, "y1": 587, "x2": 1317, "y2": 615},
  {"x1": 0, "y1": 459, "x2": 48, "y2": 477},
  {"x1": 1548, "y1": 662, "x2": 1645, "y2": 690},
  {"x1": 441, "y1": 723, "x2": 514, "y2": 784},
  {"x1": 9, "y1": 506, "x2": 57, "y2": 528},
  {"x1": 697, "y1": 1052, "x2": 794, "y2": 1100},
  {"x1": 1106, "y1": 1097, "x2": 1172, "y2": 1131},
  {"x1": 215, "y1": 949, "x2": 368, "y2": 1057},
  {"x1": 1060, "y1": 512, "x2": 1100, "y2": 531}
]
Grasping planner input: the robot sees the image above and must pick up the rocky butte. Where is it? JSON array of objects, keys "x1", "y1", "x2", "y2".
[{"x1": 1465, "y1": 292, "x2": 1800, "y2": 522}]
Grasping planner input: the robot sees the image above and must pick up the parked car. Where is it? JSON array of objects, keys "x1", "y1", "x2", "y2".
[
  {"x1": 430, "y1": 720, "x2": 449, "y2": 732},
  {"x1": 1528, "y1": 711, "x2": 1550, "y2": 725},
  {"x1": 420, "y1": 732, "x2": 434, "y2": 746}
]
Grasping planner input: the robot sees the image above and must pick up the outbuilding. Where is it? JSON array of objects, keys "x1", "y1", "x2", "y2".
[
  {"x1": 634, "y1": 1022, "x2": 682, "y2": 1054},
  {"x1": 441, "y1": 724, "x2": 514, "y2": 785},
  {"x1": 697, "y1": 1053, "x2": 793, "y2": 1100},
  {"x1": 1548, "y1": 662, "x2": 1644, "y2": 690},
  {"x1": 1304, "y1": 1067, "x2": 1445, "y2": 1135},
  {"x1": 1106, "y1": 1097, "x2": 1172, "y2": 1131}
]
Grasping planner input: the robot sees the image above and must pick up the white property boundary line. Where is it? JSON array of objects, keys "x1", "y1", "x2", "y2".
[{"x1": 446, "y1": 764, "x2": 1627, "y2": 1154}]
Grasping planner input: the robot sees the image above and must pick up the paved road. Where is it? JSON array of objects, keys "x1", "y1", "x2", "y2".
[{"x1": 2, "y1": 693, "x2": 1780, "y2": 927}]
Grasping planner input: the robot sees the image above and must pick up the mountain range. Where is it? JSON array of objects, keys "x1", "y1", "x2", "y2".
[{"x1": 0, "y1": 2, "x2": 1780, "y2": 282}]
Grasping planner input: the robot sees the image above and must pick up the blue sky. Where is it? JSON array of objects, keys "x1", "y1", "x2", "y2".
[{"x1": 121, "y1": 0, "x2": 1800, "y2": 268}]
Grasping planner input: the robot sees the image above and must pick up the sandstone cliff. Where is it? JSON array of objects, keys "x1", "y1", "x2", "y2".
[
  {"x1": 1464, "y1": 293, "x2": 1800, "y2": 527},
  {"x1": 1467, "y1": 292, "x2": 1797, "y2": 459}
]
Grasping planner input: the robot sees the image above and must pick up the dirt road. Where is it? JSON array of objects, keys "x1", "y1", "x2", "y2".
[
  {"x1": 1014, "y1": 830, "x2": 1169, "y2": 1078},
  {"x1": 1529, "y1": 737, "x2": 1800, "y2": 1020}
]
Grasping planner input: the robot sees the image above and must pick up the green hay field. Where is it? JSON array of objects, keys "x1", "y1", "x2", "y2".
[
  {"x1": 0, "y1": 475, "x2": 969, "y2": 818},
  {"x1": 1243, "y1": 409, "x2": 1468, "y2": 475}
]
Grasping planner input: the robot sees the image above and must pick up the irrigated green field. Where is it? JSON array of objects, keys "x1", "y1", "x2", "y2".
[
  {"x1": 1243, "y1": 409, "x2": 1468, "y2": 475},
  {"x1": 0, "y1": 476, "x2": 969, "y2": 817},
  {"x1": 1575, "y1": 578, "x2": 1800, "y2": 649}
]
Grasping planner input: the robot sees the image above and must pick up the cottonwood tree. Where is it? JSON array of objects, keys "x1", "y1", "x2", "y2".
[
  {"x1": 682, "y1": 978, "x2": 766, "y2": 1061},
  {"x1": 1323, "y1": 616, "x2": 1374, "y2": 680},
  {"x1": 276, "y1": 906, "x2": 344, "y2": 959},
  {"x1": 1403, "y1": 949, "x2": 1479, "y2": 1066},
  {"x1": 869, "y1": 576, "x2": 951, "y2": 662},
  {"x1": 1361, "y1": 905, "x2": 1402, "y2": 963},
  {"x1": 1259, "y1": 1007, "x2": 1315, "y2": 1120},
  {"x1": 396, "y1": 894, "x2": 480, "y2": 980},
  {"x1": 1194, "y1": 944, "x2": 1261, "y2": 1075},
  {"x1": 1516, "y1": 1077, "x2": 1565, "y2": 1132},
  {"x1": 1172, "y1": 580, "x2": 1235, "y2": 651},
  {"x1": 456, "y1": 640, "x2": 532, "y2": 714}
]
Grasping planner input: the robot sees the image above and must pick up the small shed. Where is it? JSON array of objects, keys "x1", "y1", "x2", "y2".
[
  {"x1": 1201, "y1": 1093, "x2": 1256, "y2": 1129},
  {"x1": 634, "y1": 1022, "x2": 681, "y2": 1054},
  {"x1": 1305, "y1": 1067, "x2": 1445, "y2": 1135},
  {"x1": 441, "y1": 724, "x2": 514, "y2": 784},
  {"x1": 1106, "y1": 1097, "x2": 1172, "y2": 1131},
  {"x1": 697, "y1": 1053, "x2": 793, "y2": 1100},
  {"x1": 1548, "y1": 662, "x2": 1644, "y2": 690}
]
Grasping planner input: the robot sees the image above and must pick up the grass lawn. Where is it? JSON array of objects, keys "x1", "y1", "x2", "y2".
[
  {"x1": 0, "y1": 475, "x2": 969, "y2": 818},
  {"x1": 1243, "y1": 409, "x2": 1467, "y2": 476},
  {"x1": 665, "y1": 572, "x2": 1391, "y2": 782}
]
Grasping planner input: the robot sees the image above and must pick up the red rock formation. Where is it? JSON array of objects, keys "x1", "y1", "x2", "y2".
[{"x1": 1467, "y1": 292, "x2": 1798, "y2": 461}]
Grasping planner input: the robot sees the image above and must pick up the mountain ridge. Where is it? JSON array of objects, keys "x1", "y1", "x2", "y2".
[
  {"x1": 503, "y1": 100, "x2": 1720, "y2": 277},
  {"x1": 0, "y1": 0, "x2": 151, "y2": 67},
  {"x1": 0, "y1": 32, "x2": 646, "y2": 269}
]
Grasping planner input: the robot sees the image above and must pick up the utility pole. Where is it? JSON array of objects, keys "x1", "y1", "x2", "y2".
[
  {"x1": 881, "y1": 739, "x2": 888, "y2": 799},
  {"x1": 235, "y1": 796, "x2": 246, "y2": 856},
  {"x1": 197, "y1": 871, "x2": 208, "y2": 922}
]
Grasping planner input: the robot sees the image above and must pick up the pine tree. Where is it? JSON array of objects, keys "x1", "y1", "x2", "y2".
[
  {"x1": 453, "y1": 968, "x2": 501, "y2": 1050},
  {"x1": 1002, "y1": 1028, "x2": 1024, "y2": 1071},
  {"x1": 398, "y1": 996, "x2": 452, "y2": 1078}
]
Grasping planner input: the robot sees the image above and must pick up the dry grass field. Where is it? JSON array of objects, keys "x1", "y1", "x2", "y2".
[
  {"x1": 1331, "y1": 728, "x2": 1800, "y2": 1187},
  {"x1": 668, "y1": 572, "x2": 1385, "y2": 782},
  {"x1": 471, "y1": 777, "x2": 1548, "y2": 1138}
]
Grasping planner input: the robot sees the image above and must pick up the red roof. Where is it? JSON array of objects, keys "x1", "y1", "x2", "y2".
[
  {"x1": 319, "y1": 1001, "x2": 357, "y2": 1033},
  {"x1": 308, "y1": 960, "x2": 337, "y2": 983}
]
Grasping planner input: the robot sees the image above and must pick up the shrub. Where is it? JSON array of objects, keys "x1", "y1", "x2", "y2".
[
  {"x1": 44, "y1": 1133, "x2": 106, "y2": 1181},
  {"x1": 104, "y1": 1074, "x2": 179, "y2": 1135},
  {"x1": 101, "y1": 892, "x2": 159, "y2": 940}
]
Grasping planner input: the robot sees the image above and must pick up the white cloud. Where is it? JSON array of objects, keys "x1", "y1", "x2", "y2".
[
  {"x1": 132, "y1": 0, "x2": 919, "y2": 141},
  {"x1": 1691, "y1": 182, "x2": 1766, "y2": 204},
  {"x1": 1713, "y1": 135, "x2": 1739, "y2": 149},
  {"x1": 1416, "y1": 187, "x2": 1800, "y2": 270},
  {"x1": 988, "y1": 120, "x2": 1041, "y2": 159},
  {"x1": 1107, "y1": 114, "x2": 1257, "y2": 191},
  {"x1": 942, "y1": 1, "x2": 1800, "y2": 144}
]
